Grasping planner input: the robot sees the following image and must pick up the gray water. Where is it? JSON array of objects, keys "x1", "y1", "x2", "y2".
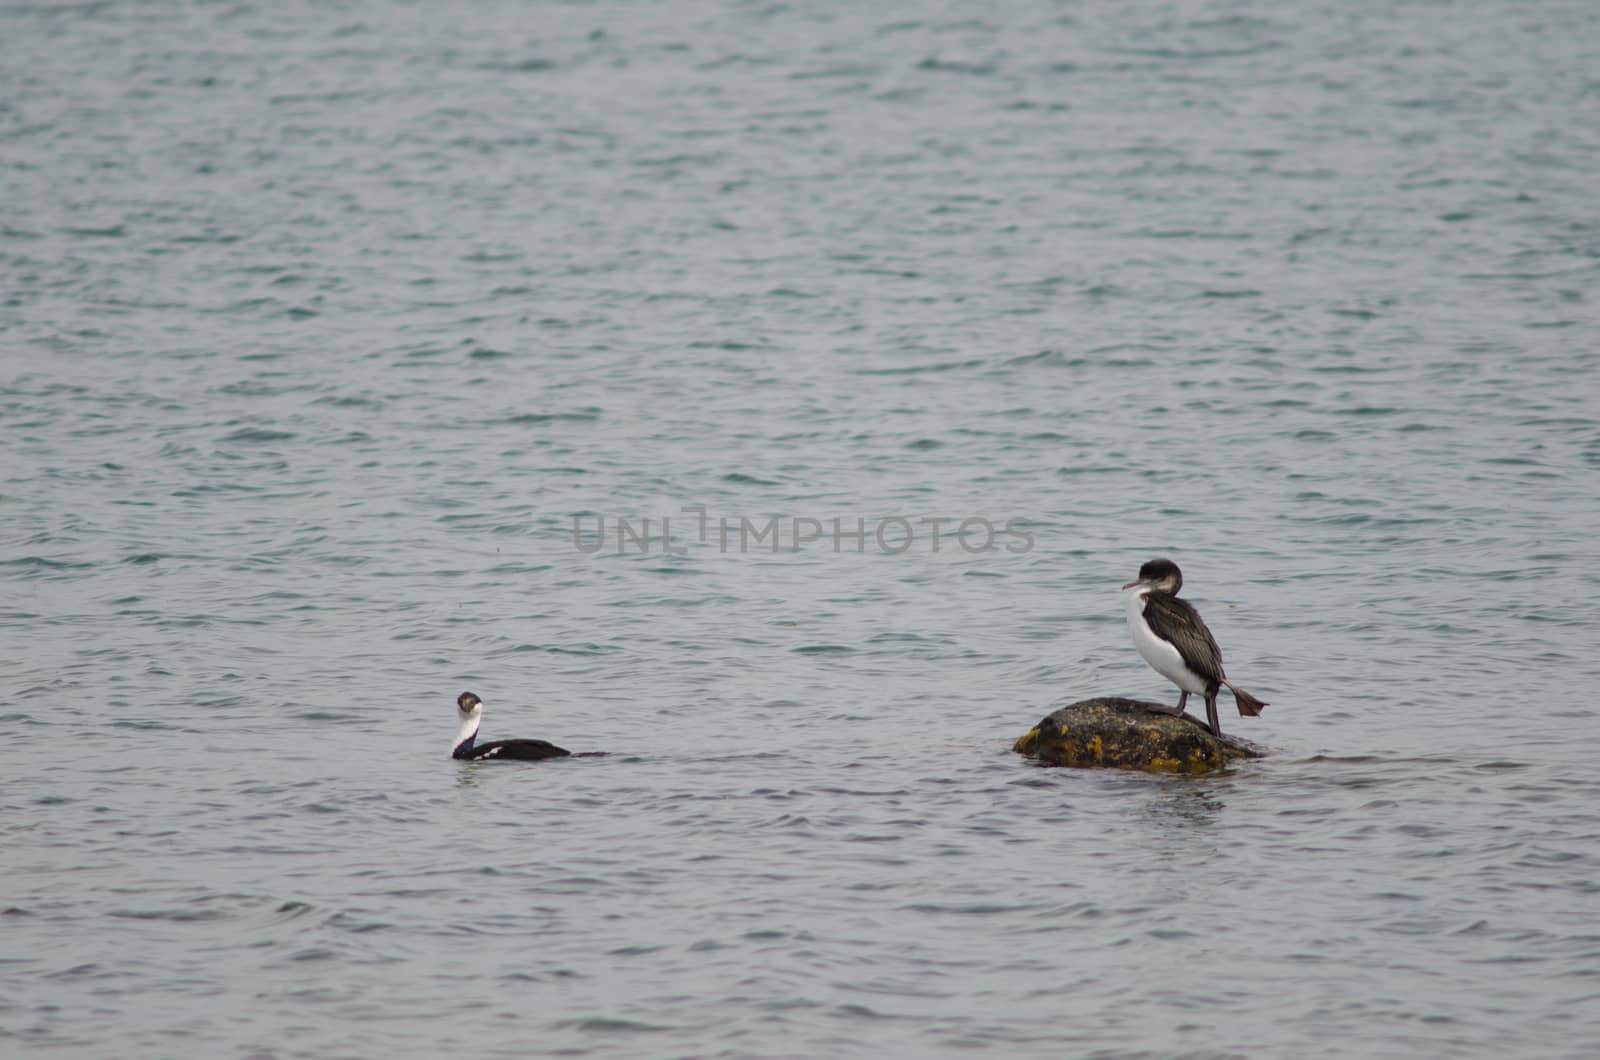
[{"x1": 5, "y1": 1, "x2": 1600, "y2": 1056}]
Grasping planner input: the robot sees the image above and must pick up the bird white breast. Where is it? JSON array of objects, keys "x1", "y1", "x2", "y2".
[{"x1": 1125, "y1": 588, "x2": 1209, "y2": 694}]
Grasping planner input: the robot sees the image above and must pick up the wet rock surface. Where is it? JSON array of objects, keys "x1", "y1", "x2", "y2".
[{"x1": 1013, "y1": 698, "x2": 1264, "y2": 774}]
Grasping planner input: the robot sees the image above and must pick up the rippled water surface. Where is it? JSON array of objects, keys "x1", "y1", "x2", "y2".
[{"x1": 5, "y1": 1, "x2": 1600, "y2": 1056}]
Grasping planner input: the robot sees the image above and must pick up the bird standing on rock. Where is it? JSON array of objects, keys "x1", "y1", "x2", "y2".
[{"x1": 1122, "y1": 559, "x2": 1268, "y2": 738}]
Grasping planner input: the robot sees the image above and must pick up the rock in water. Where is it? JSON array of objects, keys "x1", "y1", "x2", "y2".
[{"x1": 1013, "y1": 697, "x2": 1262, "y2": 774}]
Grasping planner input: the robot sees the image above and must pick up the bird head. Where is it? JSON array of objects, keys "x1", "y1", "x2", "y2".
[{"x1": 1122, "y1": 558, "x2": 1183, "y2": 594}]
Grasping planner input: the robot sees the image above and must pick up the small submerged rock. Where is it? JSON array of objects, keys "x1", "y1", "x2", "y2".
[{"x1": 1013, "y1": 697, "x2": 1262, "y2": 774}]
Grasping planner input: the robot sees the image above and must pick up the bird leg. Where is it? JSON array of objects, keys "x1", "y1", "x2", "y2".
[
  {"x1": 1204, "y1": 693, "x2": 1223, "y2": 738},
  {"x1": 1154, "y1": 691, "x2": 1190, "y2": 718}
]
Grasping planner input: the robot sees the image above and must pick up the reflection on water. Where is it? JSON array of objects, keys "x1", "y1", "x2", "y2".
[{"x1": 1143, "y1": 782, "x2": 1227, "y2": 833}]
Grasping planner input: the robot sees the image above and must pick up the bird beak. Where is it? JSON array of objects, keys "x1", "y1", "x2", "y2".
[{"x1": 1121, "y1": 580, "x2": 1140, "y2": 590}]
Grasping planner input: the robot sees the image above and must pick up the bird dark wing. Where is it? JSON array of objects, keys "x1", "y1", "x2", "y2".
[
  {"x1": 471, "y1": 739, "x2": 571, "y2": 761},
  {"x1": 1141, "y1": 592, "x2": 1225, "y2": 684}
]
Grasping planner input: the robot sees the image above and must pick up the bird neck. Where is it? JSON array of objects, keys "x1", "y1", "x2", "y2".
[{"x1": 452, "y1": 713, "x2": 481, "y2": 758}]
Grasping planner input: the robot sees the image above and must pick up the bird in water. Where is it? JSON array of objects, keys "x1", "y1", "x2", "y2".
[
  {"x1": 1122, "y1": 559, "x2": 1268, "y2": 738},
  {"x1": 451, "y1": 691, "x2": 571, "y2": 761}
]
